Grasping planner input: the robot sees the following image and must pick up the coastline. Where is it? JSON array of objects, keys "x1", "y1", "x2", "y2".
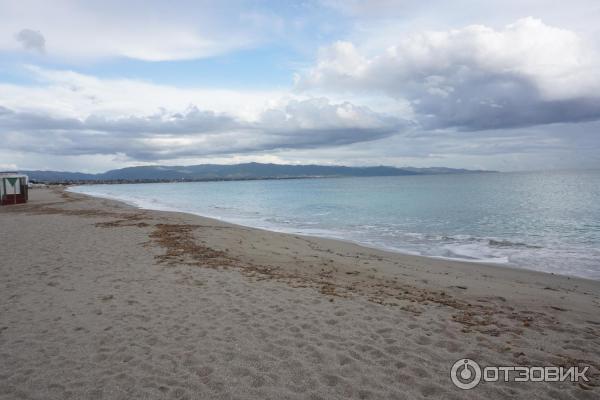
[
  {"x1": 67, "y1": 186, "x2": 600, "y2": 298},
  {"x1": 68, "y1": 185, "x2": 516, "y2": 268},
  {"x1": 1, "y1": 187, "x2": 599, "y2": 398},
  {"x1": 69, "y1": 184, "x2": 599, "y2": 277}
]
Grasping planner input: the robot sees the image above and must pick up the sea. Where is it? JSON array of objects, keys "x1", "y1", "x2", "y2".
[{"x1": 69, "y1": 170, "x2": 600, "y2": 280}]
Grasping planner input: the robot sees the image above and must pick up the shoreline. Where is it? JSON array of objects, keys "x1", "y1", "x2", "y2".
[
  {"x1": 1, "y1": 187, "x2": 599, "y2": 398},
  {"x1": 68, "y1": 185, "x2": 587, "y2": 281},
  {"x1": 69, "y1": 185, "x2": 599, "y2": 283},
  {"x1": 69, "y1": 185, "x2": 518, "y2": 268},
  {"x1": 75, "y1": 187, "x2": 600, "y2": 290}
]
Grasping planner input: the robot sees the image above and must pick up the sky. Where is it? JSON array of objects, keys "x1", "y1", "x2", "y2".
[{"x1": 1, "y1": 0, "x2": 600, "y2": 172}]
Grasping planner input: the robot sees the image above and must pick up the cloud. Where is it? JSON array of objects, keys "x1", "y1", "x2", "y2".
[
  {"x1": 0, "y1": 66, "x2": 292, "y2": 122},
  {"x1": 0, "y1": 162, "x2": 18, "y2": 170},
  {"x1": 0, "y1": 67, "x2": 405, "y2": 161},
  {"x1": 265, "y1": 119, "x2": 600, "y2": 172},
  {"x1": 15, "y1": 29, "x2": 45, "y2": 53},
  {"x1": 298, "y1": 18, "x2": 600, "y2": 130},
  {"x1": 0, "y1": 1, "x2": 273, "y2": 61},
  {"x1": 0, "y1": 95, "x2": 404, "y2": 161}
]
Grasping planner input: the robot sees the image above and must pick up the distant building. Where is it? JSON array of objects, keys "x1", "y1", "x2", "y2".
[{"x1": 0, "y1": 173, "x2": 29, "y2": 205}]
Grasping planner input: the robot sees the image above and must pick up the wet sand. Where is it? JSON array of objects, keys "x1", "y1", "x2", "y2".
[{"x1": 1, "y1": 187, "x2": 599, "y2": 399}]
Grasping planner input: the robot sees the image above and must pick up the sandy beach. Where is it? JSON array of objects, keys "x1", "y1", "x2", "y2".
[{"x1": 1, "y1": 187, "x2": 599, "y2": 399}]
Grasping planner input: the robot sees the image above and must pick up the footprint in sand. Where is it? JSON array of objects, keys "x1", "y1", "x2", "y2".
[{"x1": 415, "y1": 335, "x2": 432, "y2": 345}]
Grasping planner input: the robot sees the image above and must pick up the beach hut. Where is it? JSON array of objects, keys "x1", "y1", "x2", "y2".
[{"x1": 0, "y1": 173, "x2": 29, "y2": 205}]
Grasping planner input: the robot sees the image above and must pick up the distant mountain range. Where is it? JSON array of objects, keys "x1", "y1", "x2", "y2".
[{"x1": 20, "y1": 163, "x2": 495, "y2": 183}]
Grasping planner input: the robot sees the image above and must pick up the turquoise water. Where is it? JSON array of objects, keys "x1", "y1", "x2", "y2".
[{"x1": 70, "y1": 170, "x2": 600, "y2": 279}]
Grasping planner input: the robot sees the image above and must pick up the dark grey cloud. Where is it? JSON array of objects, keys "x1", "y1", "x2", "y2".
[
  {"x1": 15, "y1": 29, "x2": 46, "y2": 53},
  {"x1": 0, "y1": 99, "x2": 405, "y2": 161},
  {"x1": 83, "y1": 106, "x2": 238, "y2": 136},
  {"x1": 404, "y1": 73, "x2": 600, "y2": 131},
  {"x1": 271, "y1": 119, "x2": 600, "y2": 172},
  {"x1": 299, "y1": 19, "x2": 600, "y2": 131}
]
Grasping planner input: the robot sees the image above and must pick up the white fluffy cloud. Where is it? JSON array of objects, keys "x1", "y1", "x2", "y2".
[
  {"x1": 0, "y1": 66, "x2": 286, "y2": 120},
  {"x1": 299, "y1": 18, "x2": 600, "y2": 130},
  {"x1": 0, "y1": 68, "x2": 404, "y2": 161}
]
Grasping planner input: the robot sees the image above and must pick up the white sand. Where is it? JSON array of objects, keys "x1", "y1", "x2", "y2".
[{"x1": 0, "y1": 187, "x2": 599, "y2": 399}]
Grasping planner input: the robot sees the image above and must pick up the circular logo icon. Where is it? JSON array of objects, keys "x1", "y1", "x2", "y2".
[{"x1": 451, "y1": 358, "x2": 482, "y2": 390}]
